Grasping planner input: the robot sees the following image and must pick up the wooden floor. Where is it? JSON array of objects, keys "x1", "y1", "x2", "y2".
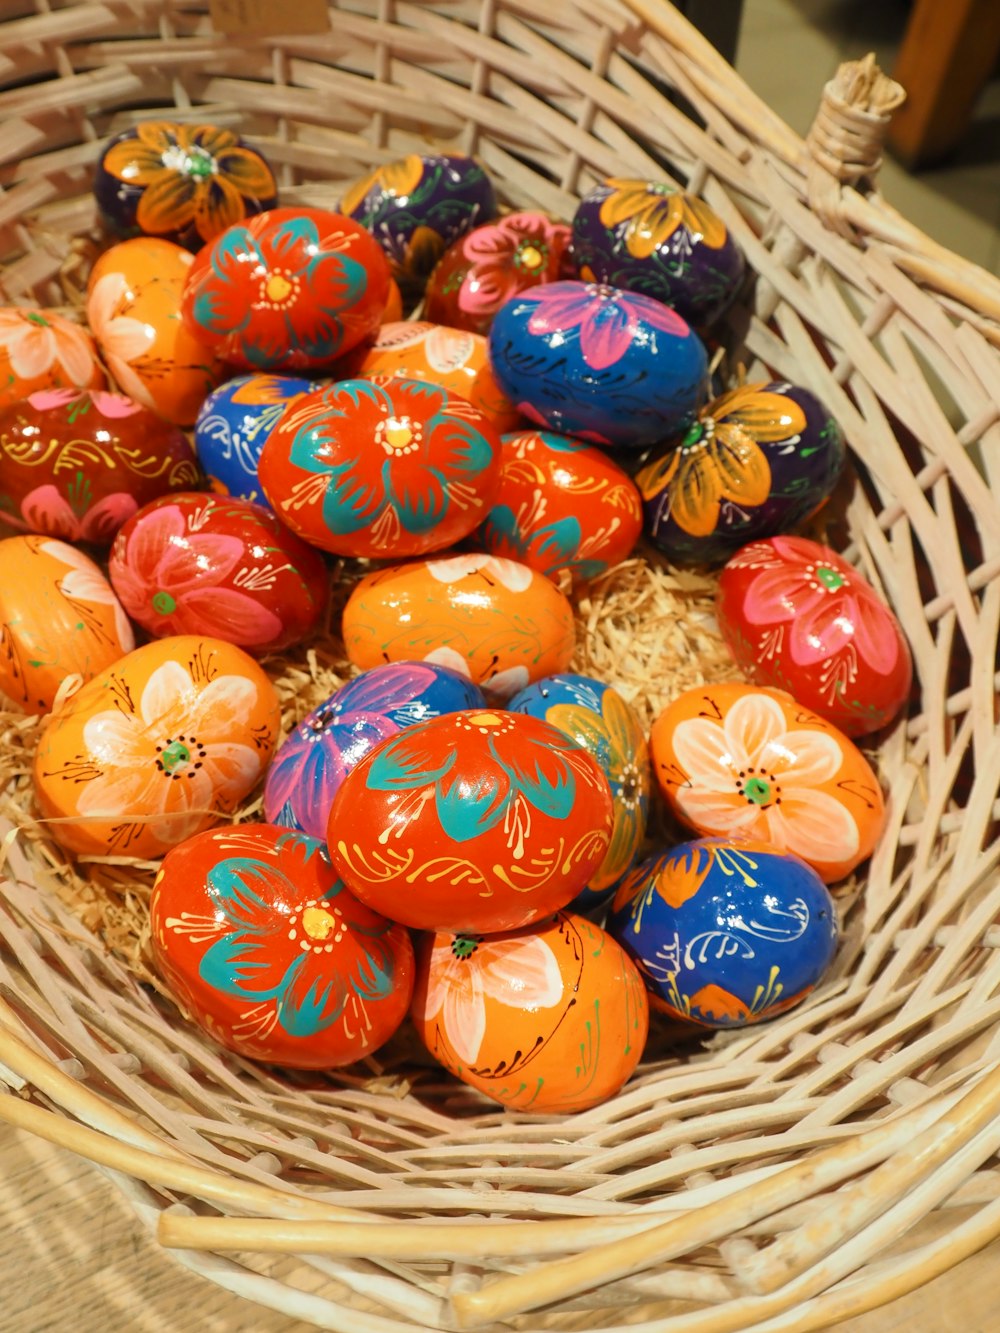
[{"x1": 3, "y1": 1122, "x2": 999, "y2": 1333}]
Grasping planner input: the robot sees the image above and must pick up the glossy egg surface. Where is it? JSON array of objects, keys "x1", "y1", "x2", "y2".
[{"x1": 0, "y1": 307, "x2": 105, "y2": 411}]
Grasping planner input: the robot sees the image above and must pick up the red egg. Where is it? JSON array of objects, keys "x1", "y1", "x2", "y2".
[
  {"x1": 108, "y1": 492, "x2": 328, "y2": 654},
  {"x1": 327, "y1": 708, "x2": 614, "y2": 933},
  {"x1": 0, "y1": 388, "x2": 199, "y2": 545},
  {"x1": 150, "y1": 824, "x2": 415, "y2": 1068},
  {"x1": 716, "y1": 536, "x2": 913, "y2": 736},
  {"x1": 180, "y1": 207, "x2": 390, "y2": 371},
  {"x1": 477, "y1": 428, "x2": 643, "y2": 580},
  {"x1": 258, "y1": 376, "x2": 501, "y2": 559}
]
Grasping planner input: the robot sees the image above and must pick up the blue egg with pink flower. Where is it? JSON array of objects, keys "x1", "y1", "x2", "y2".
[
  {"x1": 487, "y1": 279, "x2": 709, "y2": 450},
  {"x1": 508, "y1": 673, "x2": 650, "y2": 914},
  {"x1": 195, "y1": 373, "x2": 320, "y2": 507},
  {"x1": 264, "y1": 661, "x2": 487, "y2": 841}
]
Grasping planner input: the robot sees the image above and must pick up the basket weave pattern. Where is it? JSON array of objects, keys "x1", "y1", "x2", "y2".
[{"x1": 3, "y1": 2, "x2": 1000, "y2": 1328}]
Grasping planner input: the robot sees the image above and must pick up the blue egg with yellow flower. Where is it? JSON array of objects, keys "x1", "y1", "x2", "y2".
[
  {"x1": 507, "y1": 673, "x2": 650, "y2": 913},
  {"x1": 607, "y1": 837, "x2": 839, "y2": 1027},
  {"x1": 636, "y1": 380, "x2": 846, "y2": 567},
  {"x1": 194, "y1": 374, "x2": 320, "y2": 507},
  {"x1": 571, "y1": 178, "x2": 745, "y2": 328}
]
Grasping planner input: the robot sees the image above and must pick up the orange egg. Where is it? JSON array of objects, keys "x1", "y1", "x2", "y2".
[
  {"x1": 0, "y1": 535, "x2": 133, "y2": 715},
  {"x1": 33, "y1": 635, "x2": 280, "y2": 859},
  {"x1": 381, "y1": 278, "x2": 403, "y2": 324},
  {"x1": 411, "y1": 912, "x2": 649, "y2": 1113},
  {"x1": 86, "y1": 238, "x2": 225, "y2": 426},
  {"x1": 346, "y1": 321, "x2": 522, "y2": 433},
  {"x1": 341, "y1": 552, "x2": 575, "y2": 699},
  {"x1": 649, "y1": 681, "x2": 887, "y2": 883},
  {"x1": 0, "y1": 307, "x2": 105, "y2": 409}
]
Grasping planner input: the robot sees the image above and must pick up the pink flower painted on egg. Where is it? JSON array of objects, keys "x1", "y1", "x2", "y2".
[
  {"x1": 20, "y1": 484, "x2": 138, "y2": 545},
  {"x1": 525, "y1": 282, "x2": 689, "y2": 371},
  {"x1": 109, "y1": 502, "x2": 283, "y2": 644},
  {"x1": 26, "y1": 387, "x2": 144, "y2": 417}
]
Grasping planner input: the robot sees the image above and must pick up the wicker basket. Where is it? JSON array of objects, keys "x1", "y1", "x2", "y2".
[{"x1": 4, "y1": 2, "x2": 1000, "y2": 1328}]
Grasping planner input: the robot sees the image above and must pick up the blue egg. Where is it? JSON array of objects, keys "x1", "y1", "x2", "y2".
[
  {"x1": 263, "y1": 661, "x2": 487, "y2": 841},
  {"x1": 194, "y1": 373, "x2": 319, "y2": 506},
  {"x1": 607, "y1": 838, "x2": 838, "y2": 1027},
  {"x1": 508, "y1": 673, "x2": 649, "y2": 913},
  {"x1": 487, "y1": 279, "x2": 708, "y2": 450}
]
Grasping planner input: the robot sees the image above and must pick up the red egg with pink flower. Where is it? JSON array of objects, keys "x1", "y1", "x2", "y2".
[
  {"x1": 108, "y1": 492, "x2": 328, "y2": 654},
  {"x1": 716, "y1": 536, "x2": 913, "y2": 737},
  {"x1": 424, "y1": 211, "x2": 573, "y2": 336},
  {"x1": 0, "y1": 388, "x2": 200, "y2": 545}
]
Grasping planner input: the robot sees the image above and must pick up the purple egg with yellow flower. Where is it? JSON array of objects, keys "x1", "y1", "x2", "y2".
[
  {"x1": 607, "y1": 837, "x2": 838, "y2": 1028},
  {"x1": 636, "y1": 381, "x2": 846, "y2": 566},
  {"x1": 487, "y1": 279, "x2": 709, "y2": 450},
  {"x1": 507, "y1": 673, "x2": 650, "y2": 913},
  {"x1": 339, "y1": 153, "x2": 497, "y2": 312},
  {"x1": 571, "y1": 178, "x2": 745, "y2": 329},
  {"x1": 94, "y1": 120, "x2": 278, "y2": 252},
  {"x1": 264, "y1": 662, "x2": 487, "y2": 841}
]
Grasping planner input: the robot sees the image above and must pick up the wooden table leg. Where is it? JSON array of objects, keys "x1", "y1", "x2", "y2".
[{"x1": 888, "y1": 0, "x2": 1000, "y2": 168}]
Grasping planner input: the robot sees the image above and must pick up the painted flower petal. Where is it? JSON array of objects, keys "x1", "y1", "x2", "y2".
[
  {"x1": 759, "y1": 728, "x2": 844, "y2": 786},
  {"x1": 204, "y1": 855, "x2": 289, "y2": 934},
  {"x1": 181, "y1": 586, "x2": 283, "y2": 645},
  {"x1": 545, "y1": 702, "x2": 612, "y2": 776},
  {"x1": 383, "y1": 459, "x2": 447, "y2": 534},
  {"x1": 186, "y1": 674, "x2": 261, "y2": 744},
  {"x1": 436, "y1": 764, "x2": 509, "y2": 841},
  {"x1": 715, "y1": 388, "x2": 807, "y2": 443},
  {"x1": 671, "y1": 716, "x2": 744, "y2": 789},
  {"x1": 478, "y1": 936, "x2": 563, "y2": 1006},
  {"x1": 277, "y1": 954, "x2": 349, "y2": 1037},
  {"x1": 135, "y1": 171, "x2": 198, "y2": 234},
  {"x1": 215, "y1": 146, "x2": 276, "y2": 197},
  {"x1": 441, "y1": 970, "x2": 487, "y2": 1064},
  {"x1": 764, "y1": 790, "x2": 860, "y2": 864},
  {"x1": 19, "y1": 485, "x2": 80, "y2": 540},
  {"x1": 675, "y1": 785, "x2": 765, "y2": 837},
  {"x1": 365, "y1": 727, "x2": 457, "y2": 791},
  {"x1": 139, "y1": 659, "x2": 196, "y2": 728},
  {"x1": 496, "y1": 734, "x2": 576, "y2": 819},
  {"x1": 723, "y1": 693, "x2": 788, "y2": 767},
  {"x1": 198, "y1": 930, "x2": 294, "y2": 999},
  {"x1": 193, "y1": 175, "x2": 249, "y2": 242},
  {"x1": 578, "y1": 297, "x2": 636, "y2": 370},
  {"x1": 335, "y1": 665, "x2": 438, "y2": 716},
  {"x1": 102, "y1": 139, "x2": 169, "y2": 185}
]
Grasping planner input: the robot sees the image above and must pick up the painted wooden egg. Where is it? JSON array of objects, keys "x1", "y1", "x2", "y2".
[
  {"x1": 571, "y1": 179, "x2": 746, "y2": 328},
  {"x1": 150, "y1": 824, "x2": 414, "y2": 1068},
  {"x1": 649, "y1": 682, "x2": 887, "y2": 883},
  {"x1": 717, "y1": 536, "x2": 913, "y2": 737},
  {"x1": 258, "y1": 376, "x2": 502, "y2": 559},
  {"x1": 0, "y1": 387, "x2": 199, "y2": 544},
  {"x1": 341, "y1": 553, "x2": 576, "y2": 699},
  {"x1": 194, "y1": 373, "x2": 320, "y2": 507},
  {"x1": 328, "y1": 709, "x2": 614, "y2": 933},
  {"x1": 181, "y1": 207, "x2": 390, "y2": 372},
  {"x1": 410, "y1": 911, "x2": 649, "y2": 1113},
  {"x1": 508, "y1": 673, "x2": 649, "y2": 911},
  {"x1": 94, "y1": 120, "x2": 278, "y2": 251},
  {"x1": 487, "y1": 279, "x2": 709, "y2": 449},
  {"x1": 0, "y1": 307, "x2": 104, "y2": 410},
  {"x1": 343, "y1": 321, "x2": 522, "y2": 435},
  {"x1": 86, "y1": 237, "x2": 224, "y2": 426},
  {"x1": 424, "y1": 211, "x2": 574, "y2": 335},
  {"x1": 264, "y1": 661, "x2": 486, "y2": 841},
  {"x1": 0, "y1": 535, "x2": 134, "y2": 715},
  {"x1": 33, "y1": 635, "x2": 280, "y2": 859},
  {"x1": 477, "y1": 428, "x2": 643, "y2": 579},
  {"x1": 340, "y1": 153, "x2": 497, "y2": 310},
  {"x1": 108, "y1": 493, "x2": 328, "y2": 654},
  {"x1": 382, "y1": 278, "x2": 403, "y2": 324},
  {"x1": 636, "y1": 381, "x2": 846, "y2": 566},
  {"x1": 607, "y1": 837, "x2": 838, "y2": 1027}
]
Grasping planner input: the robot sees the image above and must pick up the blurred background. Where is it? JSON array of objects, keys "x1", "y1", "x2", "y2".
[{"x1": 730, "y1": 0, "x2": 1000, "y2": 275}]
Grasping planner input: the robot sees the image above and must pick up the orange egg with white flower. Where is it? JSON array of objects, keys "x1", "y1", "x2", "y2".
[
  {"x1": 0, "y1": 306, "x2": 104, "y2": 410},
  {"x1": 33, "y1": 635, "x2": 280, "y2": 859},
  {"x1": 410, "y1": 911, "x2": 649, "y2": 1113},
  {"x1": 0, "y1": 534, "x2": 133, "y2": 715}
]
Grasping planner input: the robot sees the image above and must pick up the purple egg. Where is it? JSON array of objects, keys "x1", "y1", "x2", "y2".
[
  {"x1": 264, "y1": 661, "x2": 487, "y2": 840},
  {"x1": 636, "y1": 380, "x2": 846, "y2": 566},
  {"x1": 571, "y1": 178, "x2": 746, "y2": 328}
]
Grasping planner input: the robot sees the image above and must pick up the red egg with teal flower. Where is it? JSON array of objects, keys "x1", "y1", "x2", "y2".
[
  {"x1": 636, "y1": 381, "x2": 846, "y2": 566},
  {"x1": 571, "y1": 178, "x2": 746, "y2": 328},
  {"x1": 411, "y1": 912, "x2": 648, "y2": 1112},
  {"x1": 180, "y1": 207, "x2": 390, "y2": 372},
  {"x1": 264, "y1": 661, "x2": 487, "y2": 841},
  {"x1": 0, "y1": 387, "x2": 199, "y2": 545},
  {"x1": 340, "y1": 153, "x2": 497, "y2": 311},
  {"x1": 108, "y1": 492, "x2": 328, "y2": 654},
  {"x1": 327, "y1": 708, "x2": 615, "y2": 933},
  {"x1": 608, "y1": 838, "x2": 837, "y2": 1027},
  {"x1": 150, "y1": 824, "x2": 415, "y2": 1068},
  {"x1": 94, "y1": 120, "x2": 278, "y2": 251},
  {"x1": 717, "y1": 536, "x2": 913, "y2": 737},
  {"x1": 425, "y1": 211, "x2": 573, "y2": 335},
  {"x1": 487, "y1": 279, "x2": 709, "y2": 450},
  {"x1": 257, "y1": 376, "x2": 501, "y2": 558},
  {"x1": 477, "y1": 429, "x2": 642, "y2": 579}
]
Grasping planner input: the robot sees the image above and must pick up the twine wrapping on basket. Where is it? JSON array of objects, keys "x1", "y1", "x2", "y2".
[{"x1": 4, "y1": 2, "x2": 1000, "y2": 1329}]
